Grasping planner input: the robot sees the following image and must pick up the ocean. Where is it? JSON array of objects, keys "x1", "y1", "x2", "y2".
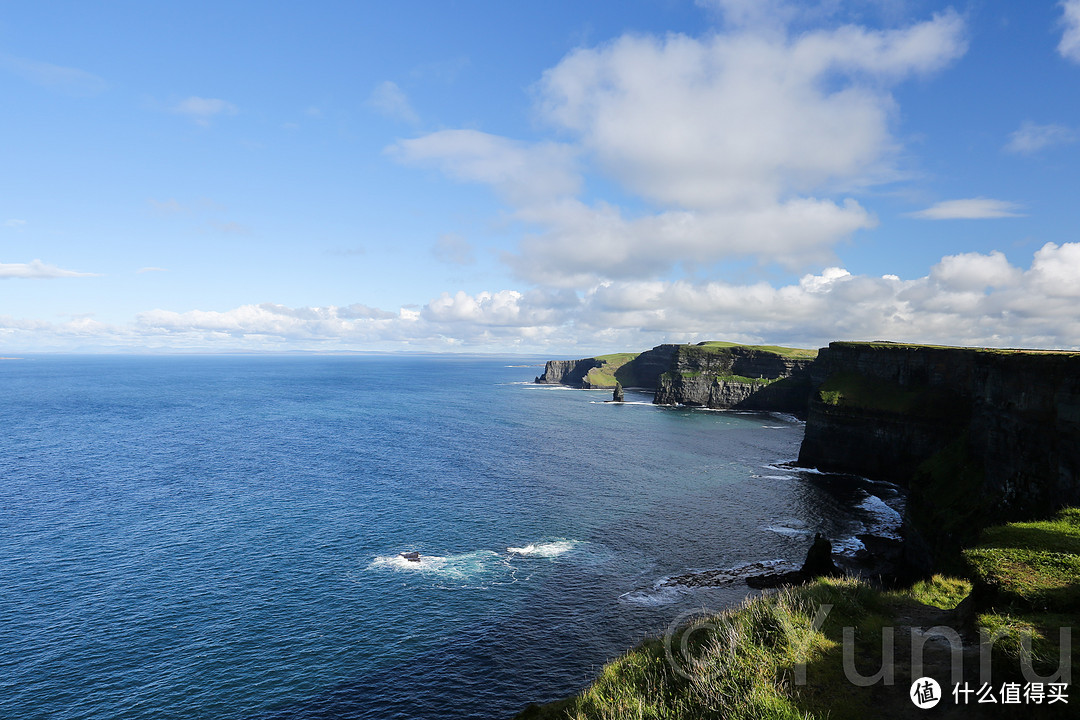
[{"x1": 0, "y1": 355, "x2": 903, "y2": 719}]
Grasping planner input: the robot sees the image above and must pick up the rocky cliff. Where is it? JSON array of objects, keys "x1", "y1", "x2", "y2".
[
  {"x1": 798, "y1": 341, "x2": 1080, "y2": 571},
  {"x1": 653, "y1": 343, "x2": 816, "y2": 414},
  {"x1": 534, "y1": 358, "x2": 603, "y2": 386},
  {"x1": 536, "y1": 341, "x2": 816, "y2": 414}
]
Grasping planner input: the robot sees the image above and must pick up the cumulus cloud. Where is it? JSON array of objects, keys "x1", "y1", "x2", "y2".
[
  {"x1": 1005, "y1": 121, "x2": 1076, "y2": 154},
  {"x1": 0, "y1": 260, "x2": 98, "y2": 279},
  {"x1": 928, "y1": 250, "x2": 1020, "y2": 291},
  {"x1": 537, "y1": 14, "x2": 965, "y2": 209},
  {"x1": 0, "y1": 55, "x2": 107, "y2": 96},
  {"x1": 508, "y1": 197, "x2": 875, "y2": 285},
  {"x1": 393, "y1": 11, "x2": 965, "y2": 286},
  {"x1": 1060, "y1": 0, "x2": 1080, "y2": 62},
  {"x1": 368, "y1": 80, "x2": 419, "y2": 124},
  {"x1": 171, "y1": 96, "x2": 238, "y2": 126},
  {"x1": 5, "y1": 243, "x2": 1079, "y2": 352},
  {"x1": 907, "y1": 198, "x2": 1025, "y2": 220}
]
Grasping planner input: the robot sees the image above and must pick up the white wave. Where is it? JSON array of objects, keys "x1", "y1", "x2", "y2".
[
  {"x1": 587, "y1": 400, "x2": 654, "y2": 406},
  {"x1": 860, "y1": 494, "x2": 903, "y2": 523},
  {"x1": 507, "y1": 540, "x2": 580, "y2": 557},
  {"x1": 367, "y1": 550, "x2": 505, "y2": 578},
  {"x1": 858, "y1": 494, "x2": 904, "y2": 540},
  {"x1": 763, "y1": 524, "x2": 813, "y2": 538},
  {"x1": 619, "y1": 585, "x2": 687, "y2": 606},
  {"x1": 832, "y1": 535, "x2": 867, "y2": 554}
]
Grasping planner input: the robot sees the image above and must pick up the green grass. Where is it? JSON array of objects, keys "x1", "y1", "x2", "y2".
[
  {"x1": 718, "y1": 374, "x2": 776, "y2": 385},
  {"x1": 964, "y1": 507, "x2": 1080, "y2": 612},
  {"x1": 965, "y1": 549, "x2": 1080, "y2": 611},
  {"x1": 976, "y1": 611, "x2": 1078, "y2": 678},
  {"x1": 830, "y1": 341, "x2": 1079, "y2": 355},
  {"x1": 694, "y1": 341, "x2": 818, "y2": 359},
  {"x1": 519, "y1": 511, "x2": 1080, "y2": 719},
  {"x1": 516, "y1": 578, "x2": 917, "y2": 720},
  {"x1": 894, "y1": 574, "x2": 972, "y2": 610},
  {"x1": 583, "y1": 353, "x2": 640, "y2": 388},
  {"x1": 975, "y1": 508, "x2": 1080, "y2": 555},
  {"x1": 959, "y1": 507, "x2": 1080, "y2": 686}
]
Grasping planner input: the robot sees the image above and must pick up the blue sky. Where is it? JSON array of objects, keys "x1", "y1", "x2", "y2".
[{"x1": 3, "y1": 0, "x2": 1080, "y2": 353}]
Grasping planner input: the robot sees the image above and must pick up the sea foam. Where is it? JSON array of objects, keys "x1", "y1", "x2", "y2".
[
  {"x1": 507, "y1": 540, "x2": 580, "y2": 557},
  {"x1": 368, "y1": 550, "x2": 506, "y2": 579}
]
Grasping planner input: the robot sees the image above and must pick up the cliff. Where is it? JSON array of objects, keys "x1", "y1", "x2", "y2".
[
  {"x1": 536, "y1": 341, "x2": 816, "y2": 414},
  {"x1": 798, "y1": 341, "x2": 1080, "y2": 571},
  {"x1": 652, "y1": 343, "x2": 816, "y2": 414},
  {"x1": 534, "y1": 358, "x2": 604, "y2": 387}
]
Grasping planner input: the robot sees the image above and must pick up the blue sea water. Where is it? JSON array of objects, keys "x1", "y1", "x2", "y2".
[{"x1": 0, "y1": 356, "x2": 902, "y2": 719}]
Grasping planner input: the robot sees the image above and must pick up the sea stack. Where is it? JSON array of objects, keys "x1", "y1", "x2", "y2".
[
  {"x1": 800, "y1": 533, "x2": 840, "y2": 577},
  {"x1": 613, "y1": 381, "x2": 624, "y2": 403}
]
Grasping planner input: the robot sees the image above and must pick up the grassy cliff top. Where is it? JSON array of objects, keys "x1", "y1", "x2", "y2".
[
  {"x1": 517, "y1": 511, "x2": 1080, "y2": 719},
  {"x1": 579, "y1": 342, "x2": 817, "y2": 388},
  {"x1": 831, "y1": 341, "x2": 1080, "y2": 355},
  {"x1": 583, "y1": 353, "x2": 640, "y2": 388},
  {"x1": 693, "y1": 341, "x2": 818, "y2": 359},
  {"x1": 964, "y1": 508, "x2": 1080, "y2": 612}
]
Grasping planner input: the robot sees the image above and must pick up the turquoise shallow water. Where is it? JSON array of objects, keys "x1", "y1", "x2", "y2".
[{"x1": 0, "y1": 356, "x2": 901, "y2": 719}]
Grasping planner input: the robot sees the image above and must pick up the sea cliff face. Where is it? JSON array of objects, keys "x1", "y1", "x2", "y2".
[
  {"x1": 534, "y1": 358, "x2": 603, "y2": 387},
  {"x1": 536, "y1": 341, "x2": 815, "y2": 414},
  {"x1": 653, "y1": 344, "x2": 815, "y2": 414},
  {"x1": 798, "y1": 342, "x2": 1080, "y2": 570}
]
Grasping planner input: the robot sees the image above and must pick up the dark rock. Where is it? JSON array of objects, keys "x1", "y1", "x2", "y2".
[
  {"x1": 746, "y1": 533, "x2": 840, "y2": 589},
  {"x1": 801, "y1": 533, "x2": 840, "y2": 577},
  {"x1": 613, "y1": 382, "x2": 624, "y2": 403},
  {"x1": 400, "y1": 551, "x2": 420, "y2": 562},
  {"x1": 797, "y1": 341, "x2": 1080, "y2": 570}
]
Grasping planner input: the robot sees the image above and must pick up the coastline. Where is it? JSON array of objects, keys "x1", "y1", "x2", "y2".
[{"x1": 518, "y1": 340, "x2": 1080, "y2": 718}]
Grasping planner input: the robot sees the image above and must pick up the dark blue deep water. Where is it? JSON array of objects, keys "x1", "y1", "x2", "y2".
[{"x1": 0, "y1": 356, "x2": 901, "y2": 719}]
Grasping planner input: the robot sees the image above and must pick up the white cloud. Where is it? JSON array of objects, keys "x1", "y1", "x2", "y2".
[
  {"x1": 0, "y1": 259, "x2": 98, "y2": 279},
  {"x1": 5, "y1": 243, "x2": 1080, "y2": 353},
  {"x1": 171, "y1": 96, "x2": 238, "y2": 126},
  {"x1": 929, "y1": 250, "x2": 1021, "y2": 291},
  {"x1": 1060, "y1": 0, "x2": 1080, "y2": 62},
  {"x1": 508, "y1": 197, "x2": 875, "y2": 286},
  {"x1": 1005, "y1": 121, "x2": 1076, "y2": 154},
  {"x1": 5, "y1": 219, "x2": 27, "y2": 228},
  {"x1": 368, "y1": 81, "x2": 419, "y2": 124},
  {"x1": 907, "y1": 198, "x2": 1025, "y2": 220},
  {"x1": 394, "y1": 11, "x2": 964, "y2": 286},
  {"x1": 391, "y1": 130, "x2": 580, "y2": 207},
  {"x1": 0, "y1": 55, "x2": 107, "y2": 96},
  {"x1": 538, "y1": 14, "x2": 965, "y2": 209}
]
